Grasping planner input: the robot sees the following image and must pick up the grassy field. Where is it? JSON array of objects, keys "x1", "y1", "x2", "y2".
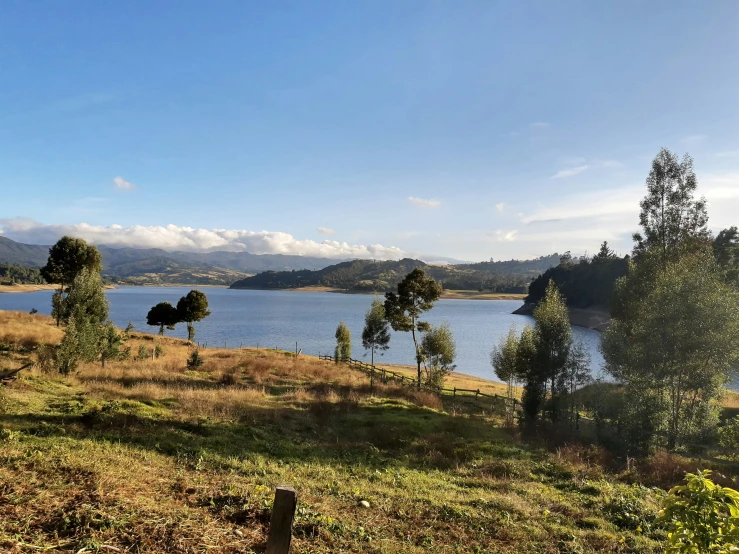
[{"x1": 0, "y1": 311, "x2": 672, "y2": 553}]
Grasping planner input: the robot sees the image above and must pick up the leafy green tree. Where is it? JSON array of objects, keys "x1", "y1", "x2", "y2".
[
  {"x1": 632, "y1": 148, "x2": 710, "y2": 264},
  {"x1": 334, "y1": 321, "x2": 351, "y2": 362},
  {"x1": 659, "y1": 470, "x2": 739, "y2": 553},
  {"x1": 532, "y1": 280, "x2": 572, "y2": 420},
  {"x1": 560, "y1": 340, "x2": 591, "y2": 421},
  {"x1": 146, "y1": 302, "x2": 179, "y2": 335},
  {"x1": 384, "y1": 268, "x2": 442, "y2": 388},
  {"x1": 516, "y1": 324, "x2": 542, "y2": 421},
  {"x1": 420, "y1": 323, "x2": 456, "y2": 388},
  {"x1": 98, "y1": 322, "x2": 124, "y2": 368},
  {"x1": 713, "y1": 226, "x2": 739, "y2": 286},
  {"x1": 602, "y1": 251, "x2": 739, "y2": 449},
  {"x1": 361, "y1": 298, "x2": 390, "y2": 388},
  {"x1": 55, "y1": 268, "x2": 109, "y2": 374},
  {"x1": 491, "y1": 326, "x2": 520, "y2": 402},
  {"x1": 41, "y1": 236, "x2": 103, "y2": 325},
  {"x1": 176, "y1": 290, "x2": 211, "y2": 342}
]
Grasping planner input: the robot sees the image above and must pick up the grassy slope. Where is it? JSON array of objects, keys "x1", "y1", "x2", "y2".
[{"x1": 0, "y1": 312, "x2": 666, "y2": 553}]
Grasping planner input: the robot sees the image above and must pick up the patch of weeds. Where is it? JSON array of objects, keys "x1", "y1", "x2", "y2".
[
  {"x1": 30, "y1": 421, "x2": 66, "y2": 437},
  {"x1": 1, "y1": 426, "x2": 20, "y2": 442},
  {"x1": 602, "y1": 484, "x2": 660, "y2": 534}
]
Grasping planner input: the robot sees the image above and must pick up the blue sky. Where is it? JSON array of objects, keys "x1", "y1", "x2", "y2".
[{"x1": 2, "y1": 1, "x2": 739, "y2": 261}]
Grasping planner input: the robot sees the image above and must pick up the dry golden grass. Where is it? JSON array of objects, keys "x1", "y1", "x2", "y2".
[{"x1": 0, "y1": 311, "x2": 63, "y2": 350}]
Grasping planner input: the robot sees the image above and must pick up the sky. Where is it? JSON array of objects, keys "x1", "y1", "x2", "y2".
[{"x1": 2, "y1": 1, "x2": 739, "y2": 262}]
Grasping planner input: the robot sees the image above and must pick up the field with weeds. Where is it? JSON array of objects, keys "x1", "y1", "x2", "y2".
[{"x1": 0, "y1": 311, "x2": 673, "y2": 553}]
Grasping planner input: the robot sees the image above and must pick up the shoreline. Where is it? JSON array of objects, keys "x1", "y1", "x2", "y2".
[
  {"x1": 513, "y1": 302, "x2": 611, "y2": 332},
  {"x1": 231, "y1": 286, "x2": 526, "y2": 301}
]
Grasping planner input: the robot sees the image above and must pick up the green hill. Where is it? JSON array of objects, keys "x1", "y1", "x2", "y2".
[{"x1": 230, "y1": 256, "x2": 559, "y2": 292}]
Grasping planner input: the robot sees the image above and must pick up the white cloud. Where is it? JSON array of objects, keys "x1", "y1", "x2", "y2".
[
  {"x1": 0, "y1": 219, "x2": 407, "y2": 260},
  {"x1": 317, "y1": 227, "x2": 336, "y2": 235},
  {"x1": 494, "y1": 229, "x2": 518, "y2": 242},
  {"x1": 551, "y1": 165, "x2": 589, "y2": 179},
  {"x1": 113, "y1": 176, "x2": 135, "y2": 190},
  {"x1": 530, "y1": 122, "x2": 549, "y2": 129},
  {"x1": 495, "y1": 203, "x2": 506, "y2": 212},
  {"x1": 408, "y1": 196, "x2": 441, "y2": 208}
]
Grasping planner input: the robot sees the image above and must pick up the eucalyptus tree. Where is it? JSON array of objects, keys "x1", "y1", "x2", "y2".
[
  {"x1": 334, "y1": 321, "x2": 351, "y2": 362},
  {"x1": 384, "y1": 268, "x2": 442, "y2": 388},
  {"x1": 362, "y1": 297, "x2": 390, "y2": 368},
  {"x1": 420, "y1": 323, "x2": 456, "y2": 388}
]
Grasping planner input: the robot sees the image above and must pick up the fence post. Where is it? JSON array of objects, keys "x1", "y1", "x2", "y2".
[
  {"x1": 266, "y1": 485, "x2": 297, "y2": 554},
  {"x1": 476, "y1": 389, "x2": 480, "y2": 398}
]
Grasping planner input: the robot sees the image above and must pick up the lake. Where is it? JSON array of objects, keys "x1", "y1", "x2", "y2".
[{"x1": 0, "y1": 287, "x2": 605, "y2": 382}]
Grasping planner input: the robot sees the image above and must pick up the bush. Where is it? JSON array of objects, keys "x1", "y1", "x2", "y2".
[
  {"x1": 659, "y1": 470, "x2": 739, "y2": 553},
  {"x1": 187, "y1": 350, "x2": 204, "y2": 368},
  {"x1": 603, "y1": 484, "x2": 659, "y2": 533},
  {"x1": 718, "y1": 416, "x2": 739, "y2": 451},
  {"x1": 135, "y1": 344, "x2": 149, "y2": 361},
  {"x1": 154, "y1": 344, "x2": 164, "y2": 359}
]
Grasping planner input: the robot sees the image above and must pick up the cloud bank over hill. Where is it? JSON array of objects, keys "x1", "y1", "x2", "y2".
[{"x1": 0, "y1": 219, "x2": 407, "y2": 260}]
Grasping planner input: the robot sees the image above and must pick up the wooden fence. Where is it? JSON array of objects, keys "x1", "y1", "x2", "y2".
[{"x1": 318, "y1": 354, "x2": 517, "y2": 416}]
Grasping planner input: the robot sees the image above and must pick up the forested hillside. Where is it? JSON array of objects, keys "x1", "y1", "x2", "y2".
[
  {"x1": 230, "y1": 256, "x2": 559, "y2": 292},
  {"x1": 0, "y1": 263, "x2": 46, "y2": 285},
  {"x1": 525, "y1": 245, "x2": 629, "y2": 309}
]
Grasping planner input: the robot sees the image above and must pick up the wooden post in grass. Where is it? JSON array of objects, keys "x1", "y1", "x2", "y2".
[{"x1": 266, "y1": 485, "x2": 297, "y2": 554}]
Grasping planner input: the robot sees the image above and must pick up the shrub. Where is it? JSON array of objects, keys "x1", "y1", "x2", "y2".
[
  {"x1": 135, "y1": 344, "x2": 149, "y2": 361},
  {"x1": 154, "y1": 344, "x2": 164, "y2": 359},
  {"x1": 718, "y1": 416, "x2": 739, "y2": 451},
  {"x1": 603, "y1": 484, "x2": 659, "y2": 533},
  {"x1": 659, "y1": 470, "x2": 739, "y2": 553},
  {"x1": 187, "y1": 350, "x2": 204, "y2": 368}
]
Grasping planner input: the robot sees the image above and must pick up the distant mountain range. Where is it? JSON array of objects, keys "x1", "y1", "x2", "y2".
[
  {"x1": 0, "y1": 236, "x2": 350, "y2": 286},
  {"x1": 230, "y1": 255, "x2": 560, "y2": 293},
  {"x1": 0, "y1": 236, "x2": 560, "y2": 289}
]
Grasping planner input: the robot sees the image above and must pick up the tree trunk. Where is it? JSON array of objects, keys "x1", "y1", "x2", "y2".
[{"x1": 411, "y1": 326, "x2": 421, "y2": 389}]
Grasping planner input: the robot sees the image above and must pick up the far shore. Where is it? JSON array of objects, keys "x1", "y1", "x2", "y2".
[
  {"x1": 0, "y1": 283, "x2": 118, "y2": 294},
  {"x1": 233, "y1": 285, "x2": 527, "y2": 301}
]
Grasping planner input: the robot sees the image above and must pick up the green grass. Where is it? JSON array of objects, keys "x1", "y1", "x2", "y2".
[{"x1": 0, "y1": 311, "x2": 667, "y2": 553}]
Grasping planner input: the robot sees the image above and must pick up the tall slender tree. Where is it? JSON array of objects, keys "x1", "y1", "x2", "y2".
[
  {"x1": 384, "y1": 268, "x2": 442, "y2": 388},
  {"x1": 361, "y1": 297, "x2": 390, "y2": 370},
  {"x1": 632, "y1": 148, "x2": 710, "y2": 264}
]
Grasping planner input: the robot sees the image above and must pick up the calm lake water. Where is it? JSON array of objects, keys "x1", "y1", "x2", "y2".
[{"x1": 0, "y1": 287, "x2": 605, "y2": 382}]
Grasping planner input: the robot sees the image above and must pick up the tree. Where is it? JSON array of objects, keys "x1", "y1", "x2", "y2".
[
  {"x1": 40, "y1": 236, "x2": 102, "y2": 325},
  {"x1": 420, "y1": 323, "x2": 456, "y2": 388},
  {"x1": 98, "y1": 322, "x2": 124, "y2": 368},
  {"x1": 491, "y1": 326, "x2": 520, "y2": 402},
  {"x1": 632, "y1": 148, "x2": 710, "y2": 264},
  {"x1": 713, "y1": 226, "x2": 739, "y2": 286},
  {"x1": 55, "y1": 268, "x2": 109, "y2": 374},
  {"x1": 384, "y1": 268, "x2": 442, "y2": 388},
  {"x1": 361, "y1": 298, "x2": 390, "y2": 388},
  {"x1": 334, "y1": 321, "x2": 351, "y2": 362},
  {"x1": 532, "y1": 280, "x2": 572, "y2": 420},
  {"x1": 560, "y1": 340, "x2": 591, "y2": 422},
  {"x1": 176, "y1": 290, "x2": 211, "y2": 342},
  {"x1": 146, "y1": 302, "x2": 179, "y2": 335},
  {"x1": 516, "y1": 325, "x2": 541, "y2": 422},
  {"x1": 602, "y1": 251, "x2": 739, "y2": 449}
]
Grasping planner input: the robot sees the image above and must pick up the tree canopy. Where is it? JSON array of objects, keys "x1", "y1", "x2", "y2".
[
  {"x1": 361, "y1": 297, "x2": 390, "y2": 369},
  {"x1": 176, "y1": 290, "x2": 211, "y2": 342},
  {"x1": 384, "y1": 268, "x2": 442, "y2": 387},
  {"x1": 147, "y1": 302, "x2": 180, "y2": 335}
]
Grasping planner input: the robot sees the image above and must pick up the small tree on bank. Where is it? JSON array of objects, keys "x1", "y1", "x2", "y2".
[
  {"x1": 384, "y1": 268, "x2": 442, "y2": 388},
  {"x1": 176, "y1": 290, "x2": 211, "y2": 342},
  {"x1": 532, "y1": 280, "x2": 573, "y2": 420},
  {"x1": 420, "y1": 323, "x2": 456, "y2": 389},
  {"x1": 146, "y1": 302, "x2": 179, "y2": 335},
  {"x1": 362, "y1": 298, "x2": 390, "y2": 367},
  {"x1": 334, "y1": 321, "x2": 351, "y2": 362},
  {"x1": 362, "y1": 298, "x2": 390, "y2": 388},
  {"x1": 491, "y1": 326, "x2": 520, "y2": 403}
]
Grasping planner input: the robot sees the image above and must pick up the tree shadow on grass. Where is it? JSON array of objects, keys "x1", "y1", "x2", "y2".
[{"x1": 0, "y1": 398, "x2": 513, "y2": 473}]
